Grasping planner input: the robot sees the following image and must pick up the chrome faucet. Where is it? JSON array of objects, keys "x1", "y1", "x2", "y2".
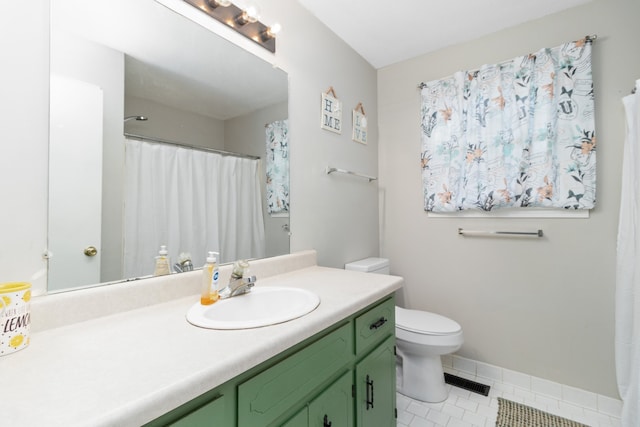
[
  {"x1": 218, "y1": 260, "x2": 256, "y2": 299},
  {"x1": 218, "y1": 275, "x2": 256, "y2": 299}
]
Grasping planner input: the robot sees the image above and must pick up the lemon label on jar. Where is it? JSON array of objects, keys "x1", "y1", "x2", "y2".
[
  {"x1": 9, "y1": 334, "x2": 24, "y2": 348},
  {"x1": 22, "y1": 290, "x2": 31, "y2": 302}
]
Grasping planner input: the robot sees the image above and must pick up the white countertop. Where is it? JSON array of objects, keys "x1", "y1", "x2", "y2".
[{"x1": 1, "y1": 252, "x2": 402, "y2": 427}]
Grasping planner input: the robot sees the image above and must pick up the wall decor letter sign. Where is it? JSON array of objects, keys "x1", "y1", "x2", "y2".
[
  {"x1": 321, "y1": 87, "x2": 342, "y2": 134},
  {"x1": 352, "y1": 102, "x2": 367, "y2": 144}
]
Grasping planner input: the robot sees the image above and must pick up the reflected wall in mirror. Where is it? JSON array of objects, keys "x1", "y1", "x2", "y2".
[{"x1": 49, "y1": 0, "x2": 289, "y2": 292}]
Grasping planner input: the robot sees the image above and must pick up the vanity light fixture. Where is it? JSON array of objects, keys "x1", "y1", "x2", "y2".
[
  {"x1": 261, "y1": 22, "x2": 281, "y2": 42},
  {"x1": 183, "y1": 0, "x2": 278, "y2": 53},
  {"x1": 206, "y1": 0, "x2": 232, "y2": 7},
  {"x1": 234, "y1": 5, "x2": 260, "y2": 26}
]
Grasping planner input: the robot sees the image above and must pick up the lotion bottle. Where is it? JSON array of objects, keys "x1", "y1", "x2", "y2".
[
  {"x1": 154, "y1": 245, "x2": 171, "y2": 276},
  {"x1": 201, "y1": 251, "x2": 220, "y2": 305}
]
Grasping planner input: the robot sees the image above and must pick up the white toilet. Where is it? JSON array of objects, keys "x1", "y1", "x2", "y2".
[{"x1": 344, "y1": 257, "x2": 463, "y2": 403}]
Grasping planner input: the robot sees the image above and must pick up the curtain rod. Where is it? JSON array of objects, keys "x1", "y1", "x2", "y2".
[
  {"x1": 124, "y1": 133, "x2": 260, "y2": 160},
  {"x1": 418, "y1": 34, "x2": 598, "y2": 90}
]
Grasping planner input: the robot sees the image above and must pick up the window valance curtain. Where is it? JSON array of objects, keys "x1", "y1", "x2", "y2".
[{"x1": 421, "y1": 39, "x2": 596, "y2": 212}]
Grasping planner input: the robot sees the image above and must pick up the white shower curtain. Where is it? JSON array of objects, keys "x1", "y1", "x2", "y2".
[
  {"x1": 617, "y1": 80, "x2": 640, "y2": 426},
  {"x1": 123, "y1": 139, "x2": 265, "y2": 278}
]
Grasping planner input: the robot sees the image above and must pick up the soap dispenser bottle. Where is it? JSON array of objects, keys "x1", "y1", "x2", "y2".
[
  {"x1": 154, "y1": 245, "x2": 171, "y2": 276},
  {"x1": 201, "y1": 251, "x2": 220, "y2": 305}
]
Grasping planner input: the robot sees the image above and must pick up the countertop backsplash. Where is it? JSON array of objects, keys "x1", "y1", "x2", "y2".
[{"x1": 31, "y1": 250, "x2": 318, "y2": 333}]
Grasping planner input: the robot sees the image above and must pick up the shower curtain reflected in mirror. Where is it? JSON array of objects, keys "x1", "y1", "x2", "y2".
[{"x1": 123, "y1": 138, "x2": 265, "y2": 278}]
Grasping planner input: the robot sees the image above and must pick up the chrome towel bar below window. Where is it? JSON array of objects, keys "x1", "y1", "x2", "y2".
[
  {"x1": 458, "y1": 228, "x2": 543, "y2": 237},
  {"x1": 325, "y1": 166, "x2": 377, "y2": 182}
]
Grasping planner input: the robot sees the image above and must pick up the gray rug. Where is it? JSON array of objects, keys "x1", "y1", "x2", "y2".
[{"x1": 496, "y1": 398, "x2": 590, "y2": 427}]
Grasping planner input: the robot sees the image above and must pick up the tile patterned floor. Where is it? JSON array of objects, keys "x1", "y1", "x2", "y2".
[{"x1": 396, "y1": 358, "x2": 622, "y2": 427}]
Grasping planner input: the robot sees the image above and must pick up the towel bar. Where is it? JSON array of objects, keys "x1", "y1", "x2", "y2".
[
  {"x1": 458, "y1": 228, "x2": 543, "y2": 237},
  {"x1": 325, "y1": 166, "x2": 377, "y2": 182}
]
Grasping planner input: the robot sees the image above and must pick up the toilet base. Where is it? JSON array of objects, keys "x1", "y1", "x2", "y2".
[{"x1": 397, "y1": 353, "x2": 448, "y2": 403}]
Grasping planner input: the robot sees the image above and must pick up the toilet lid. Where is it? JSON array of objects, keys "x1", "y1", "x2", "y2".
[{"x1": 396, "y1": 307, "x2": 462, "y2": 335}]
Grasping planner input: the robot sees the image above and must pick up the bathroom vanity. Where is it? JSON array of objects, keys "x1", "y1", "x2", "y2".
[
  {"x1": 151, "y1": 296, "x2": 396, "y2": 426},
  {"x1": 1, "y1": 251, "x2": 402, "y2": 427}
]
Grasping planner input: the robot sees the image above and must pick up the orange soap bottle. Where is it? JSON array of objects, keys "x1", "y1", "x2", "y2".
[{"x1": 200, "y1": 251, "x2": 219, "y2": 305}]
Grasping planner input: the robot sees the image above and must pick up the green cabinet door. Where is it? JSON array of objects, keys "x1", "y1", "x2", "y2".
[
  {"x1": 355, "y1": 336, "x2": 396, "y2": 427},
  {"x1": 167, "y1": 393, "x2": 227, "y2": 427},
  {"x1": 238, "y1": 323, "x2": 353, "y2": 427},
  {"x1": 308, "y1": 371, "x2": 353, "y2": 427},
  {"x1": 282, "y1": 407, "x2": 308, "y2": 427}
]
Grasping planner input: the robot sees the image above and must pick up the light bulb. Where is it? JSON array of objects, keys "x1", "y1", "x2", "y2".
[
  {"x1": 268, "y1": 23, "x2": 281, "y2": 36},
  {"x1": 261, "y1": 22, "x2": 281, "y2": 41},
  {"x1": 244, "y1": 5, "x2": 260, "y2": 23}
]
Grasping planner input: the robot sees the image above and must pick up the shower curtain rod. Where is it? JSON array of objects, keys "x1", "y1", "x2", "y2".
[
  {"x1": 417, "y1": 34, "x2": 598, "y2": 90},
  {"x1": 124, "y1": 133, "x2": 260, "y2": 160}
]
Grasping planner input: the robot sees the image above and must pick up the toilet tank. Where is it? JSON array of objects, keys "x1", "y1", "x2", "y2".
[{"x1": 345, "y1": 257, "x2": 390, "y2": 274}]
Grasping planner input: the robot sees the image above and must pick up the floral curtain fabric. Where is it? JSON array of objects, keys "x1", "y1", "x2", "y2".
[
  {"x1": 421, "y1": 39, "x2": 596, "y2": 212},
  {"x1": 265, "y1": 119, "x2": 289, "y2": 215}
]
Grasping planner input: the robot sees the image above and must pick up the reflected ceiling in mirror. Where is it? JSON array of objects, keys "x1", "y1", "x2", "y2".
[{"x1": 49, "y1": 0, "x2": 289, "y2": 292}]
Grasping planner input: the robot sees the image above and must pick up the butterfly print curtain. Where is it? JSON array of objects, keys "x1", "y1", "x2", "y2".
[
  {"x1": 265, "y1": 119, "x2": 289, "y2": 215},
  {"x1": 421, "y1": 39, "x2": 595, "y2": 212}
]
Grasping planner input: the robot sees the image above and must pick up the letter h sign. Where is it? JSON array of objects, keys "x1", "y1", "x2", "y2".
[{"x1": 321, "y1": 90, "x2": 342, "y2": 134}]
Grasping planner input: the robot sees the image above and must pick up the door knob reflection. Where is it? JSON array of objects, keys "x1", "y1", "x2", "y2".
[{"x1": 84, "y1": 246, "x2": 98, "y2": 257}]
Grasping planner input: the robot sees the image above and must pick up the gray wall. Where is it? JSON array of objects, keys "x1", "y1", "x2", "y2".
[
  {"x1": 378, "y1": 0, "x2": 640, "y2": 398},
  {"x1": 125, "y1": 95, "x2": 226, "y2": 150},
  {"x1": 270, "y1": 0, "x2": 380, "y2": 268}
]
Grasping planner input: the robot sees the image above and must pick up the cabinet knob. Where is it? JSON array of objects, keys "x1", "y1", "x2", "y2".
[{"x1": 323, "y1": 414, "x2": 332, "y2": 427}]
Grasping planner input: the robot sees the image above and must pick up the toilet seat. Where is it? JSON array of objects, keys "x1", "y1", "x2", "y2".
[{"x1": 396, "y1": 307, "x2": 461, "y2": 336}]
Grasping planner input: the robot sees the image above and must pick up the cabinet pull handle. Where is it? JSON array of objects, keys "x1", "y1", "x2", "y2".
[
  {"x1": 369, "y1": 317, "x2": 387, "y2": 330},
  {"x1": 323, "y1": 414, "x2": 332, "y2": 427},
  {"x1": 366, "y1": 375, "x2": 374, "y2": 410}
]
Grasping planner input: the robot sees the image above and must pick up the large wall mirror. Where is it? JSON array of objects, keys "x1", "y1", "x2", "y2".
[{"x1": 49, "y1": 0, "x2": 289, "y2": 292}]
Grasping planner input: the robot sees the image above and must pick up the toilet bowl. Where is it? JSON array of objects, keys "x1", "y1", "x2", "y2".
[
  {"x1": 344, "y1": 257, "x2": 464, "y2": 403},
  {"x1": 395, "y1": 306, "x2": 463, "y2": 402}
]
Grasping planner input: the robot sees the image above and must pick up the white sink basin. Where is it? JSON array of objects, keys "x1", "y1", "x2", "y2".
[{"x1": 186, "y1": 286, "x2": 320, "y2": 329}]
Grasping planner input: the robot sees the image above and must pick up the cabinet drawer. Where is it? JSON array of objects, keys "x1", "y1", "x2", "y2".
[
  {"x1": 354, "y1": 297, "x2": 394, "y2": 355},
  {"x1": 238, "y1": 322, "x2": 353, "y2": 427}
]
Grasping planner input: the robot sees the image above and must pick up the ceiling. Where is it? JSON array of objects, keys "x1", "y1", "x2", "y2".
[{"x1": 296, "y1": 0, "x2": 593, "y2": 69}]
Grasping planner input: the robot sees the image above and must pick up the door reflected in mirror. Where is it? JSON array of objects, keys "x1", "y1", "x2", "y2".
[{"x1": 49, "y1": 0, "x2": 289, "y2": 292}]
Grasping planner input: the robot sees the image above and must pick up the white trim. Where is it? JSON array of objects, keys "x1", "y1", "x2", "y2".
[
  {"x1": 428, "y1": 208, "x2": 590, "y2": 219},
  {"x1": 442, "y1": 354, "x2": 622, "y2": 419}
]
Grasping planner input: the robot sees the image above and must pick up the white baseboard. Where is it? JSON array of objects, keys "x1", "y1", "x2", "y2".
[{"x1": 442, "y1": 354, "x2": 622, "y2": 420}]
